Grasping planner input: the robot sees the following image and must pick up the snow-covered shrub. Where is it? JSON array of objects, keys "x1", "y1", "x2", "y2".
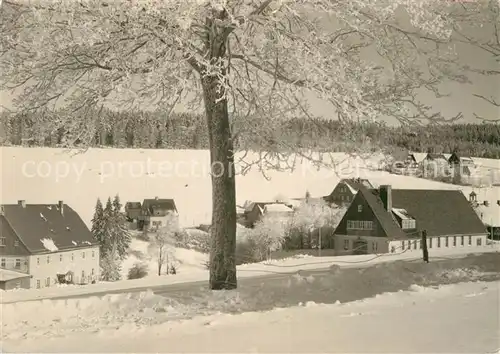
[{"x1": 127, "y1": 262, "x2": 149, "y2": 280}]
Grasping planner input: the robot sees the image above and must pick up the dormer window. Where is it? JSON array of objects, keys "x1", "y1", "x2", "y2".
[
  {"x1": 392, "y1": 208, "x2": 416, "y2": 229},
  {"x1": 401, "y1": 219, "x2": 416, "y2": 229}
]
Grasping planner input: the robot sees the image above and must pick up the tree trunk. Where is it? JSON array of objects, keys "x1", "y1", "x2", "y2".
[{"x1": 202, "y1": 74, "x2": 237, "y2": 290}]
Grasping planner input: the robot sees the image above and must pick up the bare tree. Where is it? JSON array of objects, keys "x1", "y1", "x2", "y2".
[
  {"x1": 0, "y1": 0, "x2": 493, "y2": 289},
  {"x1": 153, "y1": 215, "x2": 178, "y2": 276}
]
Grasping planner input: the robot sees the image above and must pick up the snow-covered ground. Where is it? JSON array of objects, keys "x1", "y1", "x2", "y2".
[
  {"x1": 2, "y1": 147, "x2": 499, "y2": 228},
  {"x1": 3, "y1": 280, "x2": 499, "y2": 353},
  {"x1": 2, "y1": 243, "x2": 498, "y2": 304}
]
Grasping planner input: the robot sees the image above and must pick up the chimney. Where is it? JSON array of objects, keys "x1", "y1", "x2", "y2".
[
  {"x1": 155, "y1": 196, "x2": 158, "y2": 200},
  {"x1": 497, "y1": 200, "x2": 500, "y2": 206},
  {"x1": 58, "y1": 200, "x2": 64, "y2": 215},
  {"x1": 379, "y1": 185, "x2": 392, "y2": 212},
  {"x1": 18, "y1": 200, "x2": 26, "y2": 208},
  {"x1": 484, "y1": 201, "x2": 489, "y2": 207}
]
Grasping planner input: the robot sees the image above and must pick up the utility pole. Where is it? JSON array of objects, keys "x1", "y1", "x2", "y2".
[{"x1": 421, "y1": 229, "x2": 429, "y2": 263}]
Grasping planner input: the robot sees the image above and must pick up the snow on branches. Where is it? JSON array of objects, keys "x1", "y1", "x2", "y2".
[{"x1": 1, "y1": 0, "x2": 489, "y2": 135}]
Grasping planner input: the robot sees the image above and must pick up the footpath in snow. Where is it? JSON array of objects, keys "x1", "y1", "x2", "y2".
[
  {"x1": 2, "y1": 245, "x2": 499, "y2": 304},
  {"x1": 3, "y1": 280, "x2": 499, "y2": 353}
]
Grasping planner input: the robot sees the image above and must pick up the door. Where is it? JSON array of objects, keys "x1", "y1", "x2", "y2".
[{"x1": 353, "y1": 239, "x2": 368, "y2": 255}]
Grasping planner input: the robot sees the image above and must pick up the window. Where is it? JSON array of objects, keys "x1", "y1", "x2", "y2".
[
  {"x1": 461, "y1": 236, "x2": 464, "y2": 246},
  {"x1": 372, "y1": 242, "x2": 378, "y2": 252},
  {"x1": 36, "y1": 280, "x2": 41, "y2": 289},
  {"x1": 477, "y1": 238, "x2": 482, "y2": 246},
  {"x1": 91, "y1": 268, "x2": 95, "y2": 275},
  {"x1": 81, "y1": 270, "x2": 85, "y2": 282},
  {"x1": 341, "y1": 195, "x2": 344, "y2": 201},
  {"x1": 445, "y1": 237, "x2": 449, "y2": 247},
  {"x1": 429, "y1": 238, "x2": 433, "y2": 248},
  {"x1": 453, "y1": 236, "x2": 457, "y2": 247},
  {"x1": 15, "y1": 259, "x2": 21, "y2": 269},
  {"x1": 60, "y1": 254, "x2": 63, "y2": 262},
  {"x1": 82, "y1": 251, "x2": 85, "y2": 259},
  {"x1": 45, "y1": 277, "x2": 50, "y2": 287},
  {"x1": 419, "y1": 240, "x2": 423, "y2": 249},
  {"x1": 402, "y1": 219, "x2": 416, "y2": 229},
  {"x1": 92, "y1": 250, "x2": 95, "y2": 258},
  {"x1": 402, "y1": 241, "x2": 405, "y2": 250},
  {"x1": 14, "y1": 240, "x2": 19, "y2": 247},
  {"x1": 71, "y1": 253, "x2": 74, "y2": 261},
  {"x1": 347, "y1": 220, "x2": 373, "y2": 230},
  {"x1": 468, "y1": 236, "x2": 472, "y2": 245},
  {"x1": 413, "y1": 241, "x2": 418, "y2": 250},
  {"x1": 15, "y1": 281, "x2": 21, "y2": 289},
  {"x1": 37, "y1": 257, "x2": 40, "y2": 265},
  {"x1": 0, "y1": 258, "x2": 5, "y2": 268},
  {"x1": 343, "y1": 239, "x2": 350, "y2": 250},
  {"x1": 0, "y1": 237, "x2": 5, "y2": 246},
  {"x1": 357, "y1": 205, "x2": 363, "y2": 212},
  {"x1": 47, "y1": 256, "x2": 50, "y2": 264},
  {"x1": 437, "y1": 237, "x2": 441, "y2": 248}
]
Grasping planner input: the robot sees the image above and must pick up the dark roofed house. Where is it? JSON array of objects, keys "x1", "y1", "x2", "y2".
[
  {"x1": 323, "y1": 178, "x2": 374, "y2": 206},
  {"x1": 140, "y1": 197, "x2": 178, "y2": 231},
  {"x1": 125, "y1": 201, "x2": 142, "y2": 221},
  {"x1": 0, "y1": 200, "x2": 100, "y2": 290},
  {"x1": 333, "y1": 185, "x2": 488, "y2": 255},
  {"x1": 243, "y1": 201, "x2": 294, "y2": 228}
]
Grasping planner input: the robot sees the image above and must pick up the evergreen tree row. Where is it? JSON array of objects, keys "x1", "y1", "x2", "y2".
[
  {"x1": 91, "y1": 194, "x2": 131, "y2": 281},
  {"x1": 1, "y1": 109, "x2": 499, "y2": 159}
]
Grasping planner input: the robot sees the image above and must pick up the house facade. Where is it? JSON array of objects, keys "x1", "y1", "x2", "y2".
[
  {"x1": 140, "y1": 197, "x2": 179, "y2": 231},
  {"x1": 323, "y1": 178, "x2": 374, "y2": 206},
  {"x1": 0, "y1": 200, "x2": 100, "y2": 290},
  {"x1": 333, "y1": 185, "x2": 488, "y2": 256}
]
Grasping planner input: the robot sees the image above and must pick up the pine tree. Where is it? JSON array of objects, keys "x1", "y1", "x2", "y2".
[
  {"x1": 102, "y1": 197, "x2": 115, "y2": 256},
  {"x1": 100, "y1": 243, "x2": 122, "y2": 282},
  {"x1": 91, "y1": 198, "x2": 106, "y2": 256},
  {"x1": 112, "y1": 194, "x2": 131, "y2": 260}
]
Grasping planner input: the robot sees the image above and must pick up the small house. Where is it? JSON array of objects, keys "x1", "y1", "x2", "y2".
[
  {"x1": 124, "y1": 202, "x2": 142, "y2": 222},
  {"x1": 140, "y1": 197, "x2": 178, "y2": 231},
  {"x1": 323, "y1": 178, "x2": 374, "y2": 206}
]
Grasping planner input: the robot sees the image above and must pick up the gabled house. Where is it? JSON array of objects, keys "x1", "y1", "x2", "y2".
[
  {"x1": 405, "y1": 152, "x2": 427, "y2": 167},
  {"x1": 124, "y1": 201, "x2": 142, "y2": 222},
  {"x1": 323, "y1": 178, "x2": 374, "y2": 206},
  {"x1": 0, "y1": 200, "x2": 100, "y2": 290},
  {"x1": 140, "y1": 197, "x2": 178, "y2": 231},
  {"x1": 243, "y1": 202, "x2": 294, "y2": 228},
  {"x1": 333, "y1": 185, "x2": 488, "y2": 255},
  {"x1": 448, "y1": 152, "x2": 477, "y2": 179},
  {"x1": 470, "y1": 192, "x2": 500, "y2": 241}
]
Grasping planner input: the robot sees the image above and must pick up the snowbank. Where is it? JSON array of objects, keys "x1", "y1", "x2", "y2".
[
  {"x1": 3, "y1": 280, "x2": 499, "y2": 353},
  {"x1": 1, "y1": 244, "x2": 498, "y2": 304}
]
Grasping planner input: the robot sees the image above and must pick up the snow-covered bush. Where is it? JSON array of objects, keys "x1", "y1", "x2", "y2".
[{"x1": 127, "y1": 262, "x2": 149, "y2": 280}]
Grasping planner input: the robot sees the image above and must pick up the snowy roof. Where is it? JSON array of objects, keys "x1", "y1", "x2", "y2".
[
  {"x1": 264, "y1": 203, "x2": 294, "y2": 213},
  {"x1": 475, "y1": 204, "x2": 500, "y2": 227},
  {"x1": 0, "y1": 203, "x2": 97, "y2": 254},
  {"x1": 0, "y1": 269, "x2": 31, "y2": 282},
  {"x1": 410, "y1": 152, "x2": 428, "y2": 163},
  {"x1": 392, "y1": 208, "x2": 413, "y2": 220}
]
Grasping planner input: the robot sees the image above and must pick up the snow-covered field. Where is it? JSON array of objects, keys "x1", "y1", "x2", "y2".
[
  {"x1": 2, "y1": 243, "x2": 498, "y2": 304},
  {"x1": 3, "y1": 280, "x2": 499, "y2": 353},
  {"x1": 2, "y1": 147, "x2": 499, "y2": 228}
]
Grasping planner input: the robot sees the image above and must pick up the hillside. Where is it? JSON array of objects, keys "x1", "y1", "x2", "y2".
[{"x1": 1, "y1": 147, "x2": 499, "y2": 230}]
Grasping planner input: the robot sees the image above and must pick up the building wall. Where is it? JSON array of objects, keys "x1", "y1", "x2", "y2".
[
  {"x1": 388, "y1": 234, "x2": 488, "y2": 254},
  {"x1": 146, "y1": 213, "x2": 179, "y2": 230},
  {"x1": 0, "y1": 255, "x2": 29, "y2": 273},
  {"x1": 0, "y1": 276, "x2": 30, "y2": 290},
  {"x1": 28, "y1": 246, "x2": 100, "y2": 289},
  {"x1": 335, "y1": 234, "x2": 488, "y2": 256},
  {"x1": 334, "y1": 235, "x2": 390, "y2": 255}
]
